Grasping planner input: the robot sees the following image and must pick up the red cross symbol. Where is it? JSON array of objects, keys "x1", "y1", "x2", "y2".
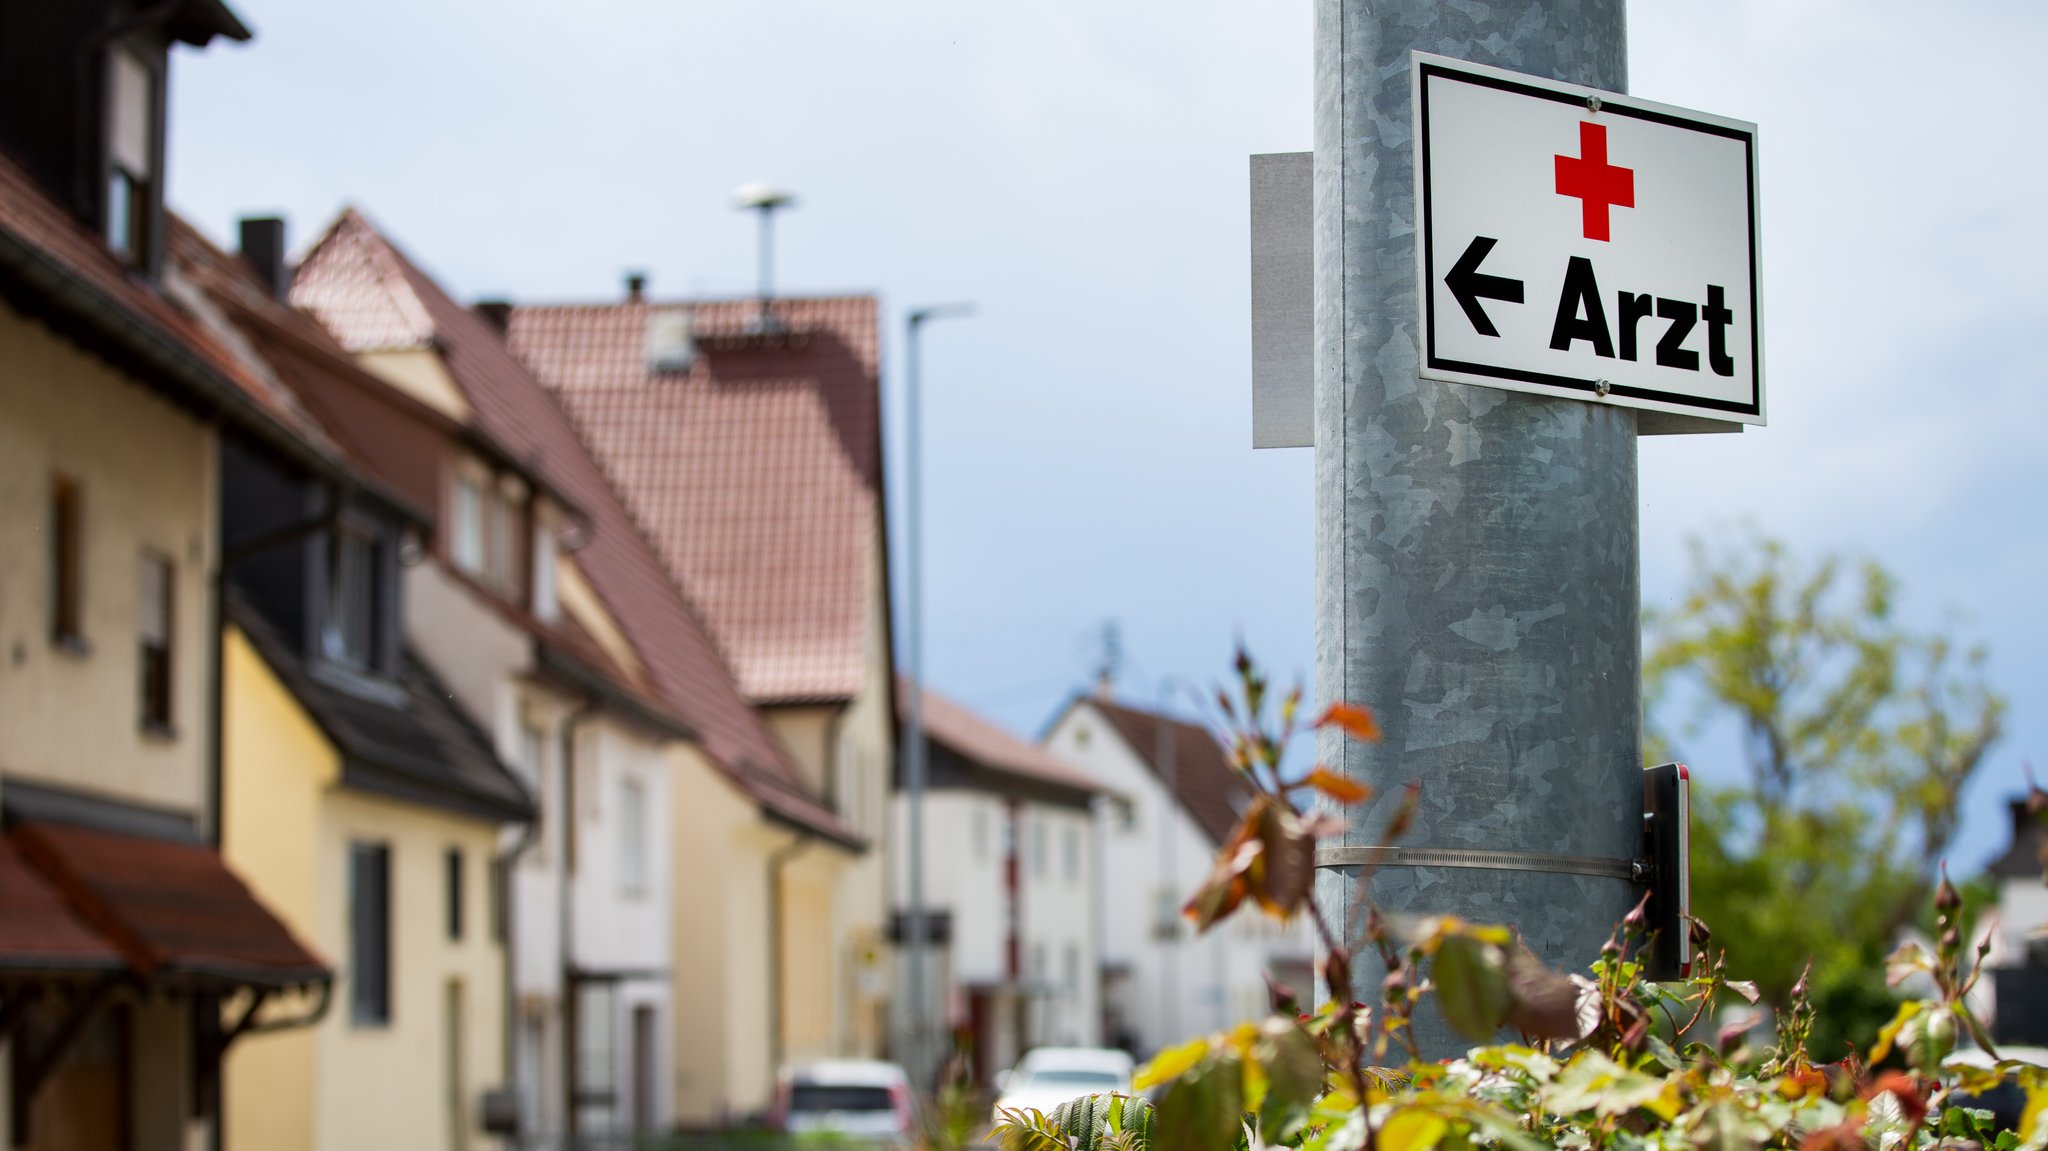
[{"x1": 1554, "y1": 121, "x2": 1634, "y2": 242}]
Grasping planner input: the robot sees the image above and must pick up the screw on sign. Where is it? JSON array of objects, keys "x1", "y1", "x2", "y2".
[{"x1": 1413, "y1": 53, "x2": 1765, "y2": 426}]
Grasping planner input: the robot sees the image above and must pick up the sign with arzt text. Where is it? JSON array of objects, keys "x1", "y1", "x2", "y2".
[{"x1": 1414, "y1": 53, "x2": 1764, "y2": 425}]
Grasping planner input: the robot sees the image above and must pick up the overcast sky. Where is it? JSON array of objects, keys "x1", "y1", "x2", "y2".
[{"x1": 168, "y1": 0, "x2": 2048, "y2": 872}]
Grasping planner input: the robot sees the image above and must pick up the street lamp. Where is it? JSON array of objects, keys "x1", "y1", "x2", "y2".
[
  {"x1": 901, "y1": 302, "x2": 972, "y2": 1091},
  {"x1": 733, "y1": 181, "x2": 794, "y2": 331}
]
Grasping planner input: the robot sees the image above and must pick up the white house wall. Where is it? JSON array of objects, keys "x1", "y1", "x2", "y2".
[{"x1": 1043, "y1": 702, "x2": 1313, "y2": 1056}]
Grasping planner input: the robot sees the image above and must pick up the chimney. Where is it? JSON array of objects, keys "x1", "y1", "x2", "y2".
[
  {"x1": 625, "y1": 272, "x2": 647, "y2": 303},
  {"x1": 237, "y1": 216, "x2": 288, "y2": 303},
  {"x1": 474, "y1": 300, "x2": 512, "y2": 334}
]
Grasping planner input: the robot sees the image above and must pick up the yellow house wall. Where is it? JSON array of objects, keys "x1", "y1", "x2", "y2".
[
  {"x1": 667, "y1": 744, "x2": 768, "y2": 1125},
  {"x1": 0, "y1": 301, "x2": 216, "y2": 822},
  {"x1": 762, "y1": 706, "x2": 835, "y2": 799},
  {"x1": 825, "y1": 523, "x2": 897, "y2": 1058},
  {"x1": 220, "y1": 627, "x2": 334, "y2": 1151},
  {"x1": 356, "y1": 348, "x2": 473, "y2": 424},
  {"x1": 752, "y1": 526, "x2": 897, "y2": 1065},
  {"x1": 780, "y1": 848, "x2": 844, "y2": 1065},
  {"x1": 220, "y1": 626, "x2": 509, "y2": 1151}
]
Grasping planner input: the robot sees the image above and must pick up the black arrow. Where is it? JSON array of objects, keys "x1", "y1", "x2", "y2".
[{"x1": 1445, "y1": 236, "x2": 1524, "y2": 337}]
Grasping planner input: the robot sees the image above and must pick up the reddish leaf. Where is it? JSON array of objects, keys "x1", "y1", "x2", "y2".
[
  {"x1": 1304, "y1": 767, "x2": 1372, "y2": 805},
  {"x1": 1247, "y1": 799, "x2": 1317, "y2": 918},
  {"x1": 1502, "y1": 948, "x2": 1597, "y2": 1040},
  {"x1": 1183, "y1": 805, "x2": 1267, "y2": 932},
  {"x1": 1315, "y1": 702, "x2": 1382, "y2": 743},
  {"x1": 1799, "y1": 1123, "x2": 1868, "y2": 1151},
  {"x1": 1384, "y1": 781, "x2": 1422, "y2": 841},
  {"x1": 1861, "y1": 1072, "x2": 1928, "y2": 1127}
]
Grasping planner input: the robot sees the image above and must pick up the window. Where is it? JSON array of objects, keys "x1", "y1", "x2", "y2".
[
  {"x1": 137, "y1": 551, "x2": 172, "y2": 731},
  {"x1": 323, "y1": 526, "x2": 381, "y2": 669},
  {"x1": 454, "y1": 466, "x2": 528, "y2": 596},
  {"x1": 445, "y1": 848, "x2": 464, "y2": 942},
  {"x1": 518, "y1": 720, "x2": 547, "y2": 865},
  {"x1": 1151, "y1": 886, "x2": 1180, "y2": 942},
  {"x1": 1063, "y1": 943, "x2": 1080, "y2": 999},
  {"x1": 531, "y1": 506, "x2": 558, "y2": 622},
  {"x1": 619, "y1": 776, "x2": 647, "y2": 895},
  {"x1": 1030, "y1": 816, "x2": 1047, "y2": 880},
  {"x1": 1063, "y1": 824, "x2": 1081, "y2": 884},
  {"x1": 451, "y1": 472, "x2": 484, "y2": 573},
  {"x1": 486, "y1": 482, "x2": 518, "y2": 592},
  {"x1": 971, "y1": 808, "x2": 990, "y2": 863},
  {"x1": 105, "y1": 49, "x2": 154, "y2": 263},
  {"x1": 49, "y1": 476, "x2": 83, "y2": 646},
  {"x1": 349, "y1": 842, "x2": 392, "y2": 1026}
]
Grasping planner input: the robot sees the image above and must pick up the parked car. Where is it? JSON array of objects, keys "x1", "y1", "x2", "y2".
[
  {"x1": 770, "y1": 1060, "x2": 918, "y2": 1147},
  {"x1": 992, "y1": 1047, "x2": 1136, "y2": 1121}
]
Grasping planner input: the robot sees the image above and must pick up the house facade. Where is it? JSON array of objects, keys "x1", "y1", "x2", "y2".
[
  {"x1": 289, "y1": 215, "x2": 863, "y2": 1133},
  {"x1": 1985, "y1": 797, "x2": 2047, "y2": 1046},
  {"x1": 138, "y1": 218, "x2": 542, "y2": 1151},
  {"x1": 506, "y1": 289, "x2": 897, "y2": 1080},
  {"x1": 1040, "y1": 694, "x2": 1315, "y2": 1057},
  {"x1": 890, "y1": 687, "x2": 1104, "y2": 1085},
  {"x1": 0, "y1": 5, "x2": 334, "y2": 1147}
]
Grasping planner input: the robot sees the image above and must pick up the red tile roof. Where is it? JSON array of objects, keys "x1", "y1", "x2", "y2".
[
  {"x1": 910, "y1": 682, "x2": 1103, "y2": 799},
  {"x1": 10, "y1": 821, "x2": 327, "y2": 987},
  {"x1": 1084, "y1": 699, "x2": 1251, "y2": 847},
  {"x1": 0, "y1": 838, "x2": 123, "y2": 975},
  {"x1": 505, "y1": 295, "x2": 883, "y2": 705},
  {"x1": 292, "y1": 212, "x2": 857, "y2": 847}
]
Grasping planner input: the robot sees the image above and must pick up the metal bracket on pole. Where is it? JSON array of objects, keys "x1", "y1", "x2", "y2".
[{"x1": 1313, "y1": 845, "x2": 1642, "y2": 882}]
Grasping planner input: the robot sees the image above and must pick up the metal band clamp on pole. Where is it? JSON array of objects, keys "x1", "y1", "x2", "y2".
[{"x1": 1314, "y1": 845, "x2": 1644, "y2": 883}]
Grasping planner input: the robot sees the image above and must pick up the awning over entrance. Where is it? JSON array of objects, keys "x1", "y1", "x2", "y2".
[
  {"x1": 5, "y1": 820, "x2": 327, "y2": 988},
  {"x1": 0, "y1": 839, "x2": 123, "y2": 977}
]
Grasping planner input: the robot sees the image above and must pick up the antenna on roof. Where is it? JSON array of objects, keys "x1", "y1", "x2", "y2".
[
  {"x1": 733, "y1": 181, "x2": 794, "y2": 333},
  {"x1": 1088, "y1": 619, "x2": 1123, "y2": 699}
]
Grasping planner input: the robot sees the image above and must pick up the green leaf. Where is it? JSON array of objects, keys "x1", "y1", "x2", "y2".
[
  {"x1": 1688, "y1": 1100, "x2": 1773, "y2": 1151},
  {"x1": 993, "y1": 1106, "x2": 1077, "y2": 1151},
  {"x1": 1433, "y1": 933, "x2": 1510, "y2": 1042},
  {"x1": 1870, "y1": 999, "x2": 1922, "y2": 1064},
  {"x1": 1157, "y1": 1047, "x2": 1246, "y2": 1151},
  {"x1": 1252, "y1": 1019, "x2": 1323, "y2": 1143},
  {"x1": 1897, "y1": 1004, "x2": 1957, "y2": 1076},
  {"x1": 1379, "y1": 1109, "x2": 1449, "y2": 1151},
  {"x1": 1136, "y1": 1038, "x2": 1209, "y2": 1091}
]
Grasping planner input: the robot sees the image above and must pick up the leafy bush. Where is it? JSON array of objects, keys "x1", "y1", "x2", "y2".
[{"x1": 994, "y1": 653, "x2": 2048, "y2": 1151}]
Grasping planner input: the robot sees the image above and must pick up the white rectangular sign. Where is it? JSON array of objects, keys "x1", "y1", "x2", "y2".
[{"x1": 1413, "y1": 53, "x2": 1764, "y2": 425}]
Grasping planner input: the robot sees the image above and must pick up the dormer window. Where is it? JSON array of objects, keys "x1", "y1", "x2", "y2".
[
  {"x1": 449, "y1": 459, "x2": 528, "y2": 598},
  {"x1": 531, "y1": 503, "x2": 559, "y2": 623},
  {"x1": 105, "y1": 48, "x2": 158, "y2": 266},
  {"x1": 323, "y1": 523, "x2": 384, "y2": 670}
]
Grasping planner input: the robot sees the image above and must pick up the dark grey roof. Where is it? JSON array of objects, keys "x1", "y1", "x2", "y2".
[
  {"x1": 1989, "y1": 798, "x2": 2047, "y2": 880},
  {"x1": 228, "y1": 593, "x2": 533, "y2": 823}
]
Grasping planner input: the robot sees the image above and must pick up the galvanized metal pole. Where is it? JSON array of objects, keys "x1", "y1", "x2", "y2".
[{"x1": 1310, "y1": 0, "x2": 1640, "y2": 1055}]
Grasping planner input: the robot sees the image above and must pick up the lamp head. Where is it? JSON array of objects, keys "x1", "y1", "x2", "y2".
[{"x1": 733, "y1": 182, "x2": 795, "y2": 211}]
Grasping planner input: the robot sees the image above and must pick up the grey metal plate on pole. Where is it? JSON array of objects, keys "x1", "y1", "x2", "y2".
[{"x1": 1251, "y1": 152, "x2": 1315, "y2": 449}]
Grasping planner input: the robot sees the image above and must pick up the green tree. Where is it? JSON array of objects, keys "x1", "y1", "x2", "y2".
[{"x1": 1645, "y1": 533, "x2": 2003, "y2": 1057}]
